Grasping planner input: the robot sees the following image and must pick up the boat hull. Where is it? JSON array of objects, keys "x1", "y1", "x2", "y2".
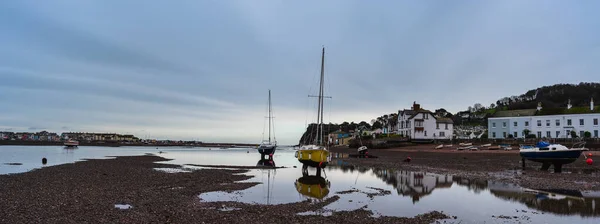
[
  {"x1": 296, "y1": 149, "x2": 329, "y2": 168},
  {"x1": 258, "y1": 145, "x2": 277, "y2": 155},
  {"x1": 520, "y1": 150, "x2": 585, "y2": 165}
]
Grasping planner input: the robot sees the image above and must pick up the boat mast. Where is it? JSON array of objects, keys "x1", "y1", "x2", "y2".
[
  {"x1": 308, "y1": 47, "x2": 329, "y2": 146},
  {"x1": 268, "y1": 90, "x2": 272, "y2": 143},
  {"x1": 318, "y1": 47, "x2": 325, "y2": 145}
]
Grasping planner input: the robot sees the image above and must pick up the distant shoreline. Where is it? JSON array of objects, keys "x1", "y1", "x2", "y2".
[{"x1": 0, "y1": 140, "x2": 258, "y2": 148}]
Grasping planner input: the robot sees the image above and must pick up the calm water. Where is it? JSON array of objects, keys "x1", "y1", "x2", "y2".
[{"x1": 2, "y1": 145, "x2": 600, "y2": 223}]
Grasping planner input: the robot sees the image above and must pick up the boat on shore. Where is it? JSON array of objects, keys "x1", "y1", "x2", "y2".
[
  {"x1": 519, "y1": 141, "x2": 588, "y2": 172},
  {"x1": 296, "y1": 47, "x2": 331, "y2": 171},
  {"x1": 257, "y1": 90, "x2": 277, "y2": 159},
  {"x1": 64, "y1": 140, "x2": 79, "y2": 148}
]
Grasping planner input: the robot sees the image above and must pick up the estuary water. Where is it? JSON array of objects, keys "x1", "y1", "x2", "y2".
[{"x1": 1, "y1": 145, "x2": 599, "y2": 223}]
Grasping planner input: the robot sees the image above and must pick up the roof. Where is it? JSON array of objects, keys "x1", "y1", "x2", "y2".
[
  {"x1": 407, "y1": 110, "x2": 435, "y2": 119},
  {"x1": 435, "y1": 117, "x2": 454, "y2": 124},
  {"x1": 492, "y1": 109, "x2": 537, "y2": 117},
  {"x1": 399, "y1": 110, "x2": 416, "y2": 116},
  {"x1": 492, "y1": 106, "x2": 600, "y2": 117},
  {"x1": 536, "y1": 106, "x2": 600, "y2": 116}
]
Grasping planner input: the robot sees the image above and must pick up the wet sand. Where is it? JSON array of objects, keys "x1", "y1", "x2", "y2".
[
  {"x1": 330, "y1": 145, "x2": 600, "y2": 191},
  {"x1": 0, "y1": 155, "x2": 449, "y2": 224}
]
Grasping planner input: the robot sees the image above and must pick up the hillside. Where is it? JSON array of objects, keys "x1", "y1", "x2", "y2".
[
  {"x1": 452, "y1": 82, "x2": 600, "y2": 127},
  {"x1": 495, "y1": 82, "x2": 600, "y2": 110},
  {"x1": 298, "y1": 83, "x2": 600, "y2": 141}
]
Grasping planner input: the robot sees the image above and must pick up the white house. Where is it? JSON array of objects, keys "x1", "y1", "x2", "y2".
[
  {"x1": 488, "y1": 99, "x2": 600, "y2": 139},
  {"x1": 397, "y1": 102, "x2": 454, "y2": 140}
]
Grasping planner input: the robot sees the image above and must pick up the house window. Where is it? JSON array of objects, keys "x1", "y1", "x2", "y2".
[
  {"x1": 595, "y1": 130, "x2": 599, "y2": 137},
  {"x1": 445, "y1": 124, "x2": 448, "y2": 130},
  {"x1": 401, "y1": 121, "x2": 404, "y2": 129},
  {"x1": 537, "y1": 131, "x2": 542, "y2": 138},
  {"x1": 556, "y1": 119, "x2": 560, "y2": 126},
  {"x1": 580, "y1": 131, "x2": 585, "y2": 137},
  {"x1": 439, "y1": 132, "x2": 445, "y2": 137},
  {"x1": 537, "y1": 120, "x2": 541, "y2": 126},
  {"x1": 492, "y1": 132, "x2": 496, "y2": 138},
  {"x1": 594, "y1": 119, "x2": 598, "y2": 126},
  {"x1": 567, "y1": 119, "x2": 572, "y2": 126},
  {"x1": 566, "y1": 130, "x2": 570, "y2": 137},
  {"x1": 503, "y1": 132, "x2": 507, "y2": 138},
  {"x1": 503, "y1": 122, "x2": 507, "y2": 127},
  {"x1": 513, "y1": 122, "x2": 517, "y2": 127},
  {"x1": 513, "y1": 132, "x2": 517, "y2": 138},
  {"x1": 492, "y1": 123, "x2": 496, "y2": 128},
  {"x1": 556, "y1": 131, "x2": 560, "y2": 138},
  {"x1": 415, "y1": 121, "x2": 423, "y2": 127},
  {"x1": 580, "y1": 119, "x2": 584, "y2": 126},
  {"x1": 407, "y1": 121, "x2": 410, "y2": 128},
  {"x1": 525, "y1": 121, "x2": 529, "y2": 126},
  {"x1": 546, "y1": 131, "x2": 551, "y2": 138},
  {"x1": 436, "y1": 123, "x2": 439, "y2": 129},
  {"x1": 424, "y1": 131, "x2": 427, "y2": 136},
  {"x1": 546, "y1": 120, "x2": 550, "y2": 126}
]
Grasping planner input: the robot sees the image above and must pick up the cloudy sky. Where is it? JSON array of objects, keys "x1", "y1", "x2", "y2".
[{"x1": 1, "y1": 1, "x2": 598, "y2": 144}]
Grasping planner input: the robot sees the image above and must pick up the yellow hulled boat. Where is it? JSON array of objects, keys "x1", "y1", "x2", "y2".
[
  {"x1": 296, "y1": 145, "x2": 330, "y2": 168},
  {"x1": 297, "y1": 47, "x2": 331, "y2": 169}
]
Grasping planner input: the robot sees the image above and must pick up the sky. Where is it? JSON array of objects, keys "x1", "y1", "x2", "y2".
[{"x1": 1, "y1": 1, "x2": 599, "y2": 144}]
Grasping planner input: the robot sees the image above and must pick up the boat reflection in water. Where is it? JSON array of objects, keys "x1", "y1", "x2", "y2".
[
  {"x1": 256, "y1": 158, "x2": 277, "y2": 204},
  {"x1": 488, "y1": 181, "x2": 600, "y2": 217},
  {"x1": 257, "y1": 159, "x2": 276, "y2": 167},
  {"x1": 295, "y1": 169, "x2": 330, "y2": 200}
]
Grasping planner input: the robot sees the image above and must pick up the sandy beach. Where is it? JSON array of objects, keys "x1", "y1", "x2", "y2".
[{"x1": 0, "y1": 155, "x2": 449, "y2": 224}]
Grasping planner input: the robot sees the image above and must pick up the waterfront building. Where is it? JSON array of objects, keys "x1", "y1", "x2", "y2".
[
  {"x1": 488, "y1": 99, "x2": 599, "y2": 139},
  {"x1": 397, "y1": 102, "x2": 454, "y2": 140}
]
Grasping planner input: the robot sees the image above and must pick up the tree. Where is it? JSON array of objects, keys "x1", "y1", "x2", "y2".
[
  {"x1": 570, "y1": 131, "x2": 578, "y2": 138},
  {"x1": 584, "y1": 131, "x2": 592, "y2": 139},
  {"x1": 474, "y1": 103, "x2": 483, "y2": 112},
  {"x1": 358, "y1": 121, "x2": 371, "y2": 130},
  {"x1": 522, "y1": 129, "x2": 531, "y2": 137},
  {"x1": 508, "y1": 134, "x2": 514, "y2": 139},
  {"x1": 467, "y1": 106, "x2": 473, "y2": 112},
  {"x1": 372, "y1": 121, "x2": 383, "y2": 129},
  {"x1": 489, "y1": 103, "x2": 495, "y2": 109}
]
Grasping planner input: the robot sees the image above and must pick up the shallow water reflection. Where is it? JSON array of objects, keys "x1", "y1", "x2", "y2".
[{"x1": 199, "y1": 151, "x2": 600, "y2": 224}]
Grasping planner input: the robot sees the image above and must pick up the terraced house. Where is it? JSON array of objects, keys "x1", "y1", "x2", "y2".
[
  {"x1": 397, "y1": 102, "x2": 454, "y2": 140},
  {"x1": 488, "y1": 99, "x2": 600, "y2": 139}
]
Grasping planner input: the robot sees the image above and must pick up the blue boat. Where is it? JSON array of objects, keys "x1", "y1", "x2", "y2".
[{"x1": 519, "y1": 141, "x2": 588, "y2": 172}]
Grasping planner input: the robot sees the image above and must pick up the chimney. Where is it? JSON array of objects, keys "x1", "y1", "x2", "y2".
[
  {"x1": 414, "y1": 103, "x2": 421, "y2": 111},
  {"x1": 536, "y1": 102, "x2": 542, "y2": 111},
  {"x1": 567, "y1": 99, "x2": 572, "y2": 110},
  {"x1": 592, "y1": 97, "x2": 595, "y2": 111}
]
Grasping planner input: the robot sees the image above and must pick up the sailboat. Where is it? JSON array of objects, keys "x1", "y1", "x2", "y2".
[
  {"x1": 295, "y1": 47, "x2": 331, "y2": 170},
  {"x1": 258, "y1": 90, "x2": 277, "y2": 159}
]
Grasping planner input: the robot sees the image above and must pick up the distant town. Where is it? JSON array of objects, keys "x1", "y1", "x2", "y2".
[{"x1": 0, "y1": 131, "x2": 256, "y2": 147}]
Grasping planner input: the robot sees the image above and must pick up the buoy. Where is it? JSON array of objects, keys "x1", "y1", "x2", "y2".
[
  {"x1": 42, "y1": 157, "x2": 47, "y2": 165},
  {"x1": 587, "y1": 158, "x2": 593, "y2": 165},
  {"x1": 403, "y1": 156, "x2": 412, "y2": 163},
  {"x1": 588, "y1": 153, "x2": 593, "y2": 157}
]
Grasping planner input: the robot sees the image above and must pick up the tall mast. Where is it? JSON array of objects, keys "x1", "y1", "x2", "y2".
[
  {"x1": 318, "y1": 47, "x2": 325, "y2": 145},
  {"x1": 268, "y1": 89, "x2": 271, "y2": 143}
]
